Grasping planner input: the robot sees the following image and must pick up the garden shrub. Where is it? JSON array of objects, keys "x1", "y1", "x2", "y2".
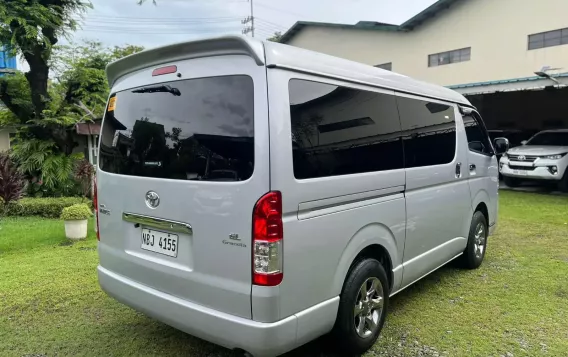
[
  {"x1": 2, "y1": 197, "x2": 92, "y2": 218},
  {"x1": 0, "y1": 153, "x2": 25, "y2": 207},
  {"x1": 60, "y1": 204, "x2": 92, "y2": 221},
  {"x1": 11, "y1": 139, "x2": 84, "y2": 197}
]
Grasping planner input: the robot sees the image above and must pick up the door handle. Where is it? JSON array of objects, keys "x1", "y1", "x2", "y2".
[
  {"x1": 455, "y1": 162, "x2": 462, "y2": 178},
  {"x1": 469, "y1": 164, "x2": 476, "y2": 171}
]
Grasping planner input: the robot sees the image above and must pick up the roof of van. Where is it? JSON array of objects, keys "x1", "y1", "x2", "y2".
[{"x1": 106, "y1": 35, "x2": 470, "y2": 106}]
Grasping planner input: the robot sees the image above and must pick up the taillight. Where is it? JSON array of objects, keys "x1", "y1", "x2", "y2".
[
  {"x1": 252, "y1": 191, "x2": 283, "y2": 286},
  {"x1": 94, "y1": 178, "x2": 100, "y2": 241}
]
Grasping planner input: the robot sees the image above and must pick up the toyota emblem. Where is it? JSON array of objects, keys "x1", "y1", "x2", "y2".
[
  {"x1": 518, "y1": 155, "x2": 526, "y2": 161},
  {"x1": 145, "y1": 191, "x2": 160, "y2": 209}
]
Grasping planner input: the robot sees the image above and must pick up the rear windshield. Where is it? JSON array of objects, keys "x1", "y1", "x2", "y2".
[{"x1": 99, "y1": 76, "x2": 254, "y2": 181}]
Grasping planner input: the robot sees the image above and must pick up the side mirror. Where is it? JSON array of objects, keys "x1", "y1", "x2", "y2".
[
  {"x1": 521, "y1": 140, "x2": 528, "y2": 145},
  {"x1": 493, "y1": 137, "x2": 510, "y2": 155}
]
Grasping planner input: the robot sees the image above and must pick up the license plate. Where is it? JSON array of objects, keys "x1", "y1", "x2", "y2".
[
  {"x1": 512, "y1": 169, "x2": 527, "y2": 176},
  {"x1": 141, "y1": 228, "x2": 178, "y2": 257}
]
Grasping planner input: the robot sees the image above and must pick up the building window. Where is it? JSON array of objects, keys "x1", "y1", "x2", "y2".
[
  {"x1": 428, "y1": 48, "x2": 471, "y2": 67},
  {"x1": 528, "y1": 28, "x2": 568, "y2": 50},
  {"x1": 375, "y1": 62, "x2": 392, "y2": 71}
]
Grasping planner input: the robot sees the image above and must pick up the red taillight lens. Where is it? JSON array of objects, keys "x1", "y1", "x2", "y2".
[
  {"x1": 94, "y1": 179, "x2": 100, "y2": 241},
  {"x1": 152, "y1": 65, "x2": 177, "y2": 76},
  {"x1": 252, "y1": 192, "x2": 283, "y2": 286}
]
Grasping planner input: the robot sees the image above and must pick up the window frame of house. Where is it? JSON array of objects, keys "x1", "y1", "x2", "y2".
[
  {"x1": 375, "y1": 62, "x2": 392, "y2": 71},
  {"x1": 428, "y1": 47, "x2": 471, "y2": 67},
  {"x1": 528, "y1": 28, "x2": 568, "y2": 50}
]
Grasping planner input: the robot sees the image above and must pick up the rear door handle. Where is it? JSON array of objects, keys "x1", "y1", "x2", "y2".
[
  {"x1": 470, "y1": 164, "x2": 476, "y2": 171},
  {"x1": 455, "y1": 162, "x2": 462, "y2": 178}
]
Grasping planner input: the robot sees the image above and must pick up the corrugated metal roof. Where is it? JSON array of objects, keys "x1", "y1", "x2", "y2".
[
  {"x1": 447, "y1": 72, "x2": 568, "y2": 89},
  {"x1": 280, "y1": 0, "x2": 461, "y2": 43},
  {"x1": 401, "y1": 0, "x2": 462, "y2": 30}
]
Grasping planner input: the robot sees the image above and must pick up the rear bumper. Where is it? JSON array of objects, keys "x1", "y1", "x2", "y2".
[{"x1": 98, "y1": 266, "x2": 337, "y2": 357}]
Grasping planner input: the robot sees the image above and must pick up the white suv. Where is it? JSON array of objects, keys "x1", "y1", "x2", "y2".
[{"x1": 500, "y1": 129, "x2": 568, "y2": 191}]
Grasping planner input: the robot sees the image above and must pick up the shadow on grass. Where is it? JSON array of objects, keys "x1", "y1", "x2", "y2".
[
  {"x1": 500, "y1": 181, "x2": 568, "y2": 197},
  {"x1": 283, "y1": 263, "x2": 466, "y2": 357},
  {"x1": 141, "y1": 262, "x2": 467, "y2": 357}
]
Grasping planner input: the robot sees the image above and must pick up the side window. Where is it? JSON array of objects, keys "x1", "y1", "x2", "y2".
[
  {"x1": 288, "y1": 79, "x2": 404, "y2": 179},
  {"x1": 464, "y1": 113, "x2": 492, "y2": 155},
  {"x1": 396, "y1": 96, "x2": 456, "y2": 168}
]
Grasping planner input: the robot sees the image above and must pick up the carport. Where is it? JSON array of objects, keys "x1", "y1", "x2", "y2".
[{"x1": 449, "y1": 73, "x2": 568, "y2": 143}]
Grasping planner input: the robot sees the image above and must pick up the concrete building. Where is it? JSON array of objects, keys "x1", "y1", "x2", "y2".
[
  {"x1": 0, "y1": 126, "x2": 15, "y2": 151},
  {"x1": 280, "y1": 0, "x2": 568, "y2": 134},
  {"x1": 0, "y1": 45, "x2": 18, "y2": 151},
  {"x1": 0, "y1": 45, "x2": 17, "y2": 76}
]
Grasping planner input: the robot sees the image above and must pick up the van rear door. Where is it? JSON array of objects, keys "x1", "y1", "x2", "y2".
[{"x1": 97, "y1": 53, "x2": 269, "y2": 319}]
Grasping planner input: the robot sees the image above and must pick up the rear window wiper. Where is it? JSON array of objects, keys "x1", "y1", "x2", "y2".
[{"x1": 132, "y1": 85, "x2": 181, "y2": 96}]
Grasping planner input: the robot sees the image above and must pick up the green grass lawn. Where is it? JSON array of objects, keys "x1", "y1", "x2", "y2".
[{"x1": 1, "y1": 191, "x2": 567, "y2": 357}]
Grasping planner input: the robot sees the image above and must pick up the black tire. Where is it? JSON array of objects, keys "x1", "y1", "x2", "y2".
[
  {"x1": 458, "y1": 211, "x2": 488, "y2": 269},
  {"x1": 332, "y1": 258, "x2": 389, "y2": 355},
  {"x1": 503, "y1": 176, "x2": 520, "y2": 187},
  {"x1": 558, "y1": 171, "x2": 568, "y2": 193}
]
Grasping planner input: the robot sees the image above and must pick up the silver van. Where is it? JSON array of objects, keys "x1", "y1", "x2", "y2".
[{"x1": 96, "y1": 36, "x2": 509, "y2": 357}]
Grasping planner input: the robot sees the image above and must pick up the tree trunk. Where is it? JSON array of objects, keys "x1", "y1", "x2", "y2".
[{"x1": 23, "y1": 48, "x2": 50, "y2": 119}]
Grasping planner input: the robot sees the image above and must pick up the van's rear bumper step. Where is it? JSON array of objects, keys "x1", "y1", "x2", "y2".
[{"x1": 98, "y1": 266, "x2": 338, "y2": 356}]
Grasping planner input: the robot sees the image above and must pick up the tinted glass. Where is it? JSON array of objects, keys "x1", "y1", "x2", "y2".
[
  {"x1": 464, "y1": 114, "x2": 492, "y2": 154},
  {"x1": 99, "y1": 76, "x2": 254, "y2": 181},
  {"x1": 397, "y1": 97, "x2": 456, "y2": 167},
  {"x1": 289, "y1": 79, "x2": 404, "y2": 179},
  {"x1": 527, "y1": 132, "x2": 568, "y2": 146}
]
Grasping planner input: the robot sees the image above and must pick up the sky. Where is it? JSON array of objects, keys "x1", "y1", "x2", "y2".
[{"x1": 18, "y1": 0, "x2": 438, "y2": 71}]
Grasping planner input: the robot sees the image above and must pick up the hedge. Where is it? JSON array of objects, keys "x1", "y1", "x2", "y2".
[
  {"x1": 61, "y1": 204, "x2": 93, "y2": 221},
  {"x1": 2, "y1": 197, "x2": 93, "y2": 218}
]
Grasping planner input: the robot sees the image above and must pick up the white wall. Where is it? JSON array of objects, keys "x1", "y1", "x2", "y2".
[
  {"x1": 0, "y1": 130, "x2": 10, "y2": 151},
  {"x1": 288, "y1": 0, "x2": 568, "y2": 86},
  {"x1": 0, "y1": 127, "x2": 16, "y2": 151}
]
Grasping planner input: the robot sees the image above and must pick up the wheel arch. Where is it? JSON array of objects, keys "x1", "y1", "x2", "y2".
[
  {"x1": 331, "y1": 223, "x2": 401, "y2": 296},
  {"x1": 470, "y1": 189, "x2": 492, "y2": 225},
  {"x1": 475, "y1": 201, "x2": 489, "y2": 222}
]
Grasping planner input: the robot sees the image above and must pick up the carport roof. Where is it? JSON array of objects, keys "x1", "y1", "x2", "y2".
[
  {"x1": 279, "y1": 0, "x2": 462, "y2": 43},
  {"x1": 448, "y1": 72, "x2": 568, "y2": 90},
  {"x1": 447, "y1": 72, "x2": 568, "y2": 95}
]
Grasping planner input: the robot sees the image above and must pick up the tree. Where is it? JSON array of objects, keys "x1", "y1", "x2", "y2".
[
  {"x1": 267, "y1": 32, "x2": 282, "y2": 42},
  {"x1": 51, "y1": 41, "x2": 144, "y2": 122},
  {"x1": 8, "y1": 41, "x2": 143, "y2": 197},
  {"x1": 0, "y1": 0, "x2": 92, "y2": 153}
]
